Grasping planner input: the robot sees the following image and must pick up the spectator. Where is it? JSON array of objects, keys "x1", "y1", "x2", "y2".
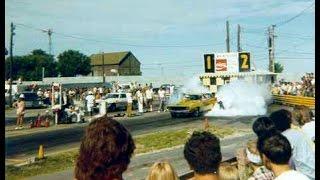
[
  {"x1": 74, "y1": 116, "x2": 135, "y2": 180},
  {"x1": 146, "y1": 160, "x2": 178, "y2": 180},
  {"x1": 13, "y1": 94, "x2": 26, "y2": 130},
  {"x1": 292, "y1": 106, "x2": 315, "y2": 144},
  {"x1": 257, "y1": 133, "x2": 309, "y2": 180},
  {"x1": 269, "y1": 109, "x2": 315, "y2": 179},
  {"x1": 126, "y1": 91, "x2": 133, "y2": 117},
  {"x1": 136, "y1": 88, "x2": 144, "y2": 115},
  {"x1": 145, "y1": 87, "x2": 154, "y2": 112},
  {"x1": 244, "y1": 139, "x2": 274, "y2": 180},
  {"x1": 252, "y1": 117, "x2": 278, "y2": 138},
  {"x1": 158, "y1": 88, "x2": 166, "y2": 112},
  {"x1": 218, "y1": 162, "x2": 239, "y2": 180},
  {"x1": 85, "y1": 91, "x2": 95, "y2": 117},
  {"x1": 184, "y1": 131, "x2": 221, "y2": 180}
]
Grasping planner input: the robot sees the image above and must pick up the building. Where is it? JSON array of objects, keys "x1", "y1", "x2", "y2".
[{"x1": 90, "y1": 51, "x2": 141, "y2": 76}]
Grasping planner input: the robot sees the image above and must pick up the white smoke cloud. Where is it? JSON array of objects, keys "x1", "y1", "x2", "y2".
[
  {"x1": 168, "y1": 75, "x2": 210, "y2": 105},
  {"x1": 206, "y1": 80, "x2": 271, "y2": 117}
]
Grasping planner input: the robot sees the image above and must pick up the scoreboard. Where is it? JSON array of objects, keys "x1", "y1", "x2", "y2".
[{"x1": 204, "y1": 52, "x2": 250, "y2": 73}]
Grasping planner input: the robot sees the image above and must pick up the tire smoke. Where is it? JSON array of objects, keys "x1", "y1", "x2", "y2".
[{"x1": 206, "y1": 80, "x2": 271, "y2": 116}]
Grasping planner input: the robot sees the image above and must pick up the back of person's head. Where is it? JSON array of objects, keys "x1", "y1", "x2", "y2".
[
  {"x1": 257, "y1": 133, "x2": 292, "y2": 166},
  {"x1": 218, "y1": 162, "x2": 239, "y2": 180},
  {"x1": 293, "y1": 105, "x2": 313, "y2": 126},
  {"x1": 184, "y1": 131, "x2": 222, "y2": 175},
  {"x1": 146, "y1": 161, "x2": 178, "y2": 180},
  {"x1": 269, "y1": 109, "x2": 292, "y2": 132},
  {"x1": 75, "y1": 116, "x2": 135, "y2": 180},
  {"x1": 252, "y1": 117, "x2": 277, "y2": 138}
]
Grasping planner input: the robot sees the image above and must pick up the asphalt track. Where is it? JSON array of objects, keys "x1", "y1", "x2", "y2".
[{"x1": 5, "y1": 111, "x2": 256, "y2": 162}]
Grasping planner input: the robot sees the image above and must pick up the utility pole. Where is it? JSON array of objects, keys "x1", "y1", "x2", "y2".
[
  {"x1": 102, "y1": 52, "x2": 105, "y2": 83},
  {"x1": 9, "y1": 22, "x2": 15, "y2": 107},
  {"x1": 237, "y1": 24, "x2": 241, "y2": 52},
  {"x1": 42, "y1": 67, "x2": 45, "y2": 82},
  {"x1": 42, "y1": 29, "x2": 53, "y2": 56},
  {"x1": 268, "y1": 25, "x2": 276, "y2": 72},
  {"x1": 226, "y1": 20, "x2": 230, "y2": 52}
]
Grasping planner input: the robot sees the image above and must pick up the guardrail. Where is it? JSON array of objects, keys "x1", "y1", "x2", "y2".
[
  {"x1": 179, "y1": 157, "x2": 237, "y2": 180},
  {"x1": 272, "y1": 94, "x2": 315, "y2": 108}
]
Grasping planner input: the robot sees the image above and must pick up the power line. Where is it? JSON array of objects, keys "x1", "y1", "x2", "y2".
[
  {"x1": 14, "y1": 23, "x2": 225, "y2": 48},
  {"x1": 275, "y1": 2, "x2": 315, "y2": 27}
]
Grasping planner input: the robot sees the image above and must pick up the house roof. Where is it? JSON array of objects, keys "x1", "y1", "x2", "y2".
[{"x1": 90, "y1": 51, "x2": 131, "y2": 65}]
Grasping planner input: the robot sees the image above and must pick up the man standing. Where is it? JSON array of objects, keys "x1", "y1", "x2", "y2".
[
  {"x1": 136, "y1": 88, "x2": 144, "y2": 115},
  {"x1": 158, "y1": 88, "x2": 166, "y2": 112},
  {"x1": 85, "y1": 91, "x2": 95, "y2": 117},
  {"x1": 126, "y1": 91, "x2": 133, "y2": 117},
  {"x1": 145, "y1": 87, "x2": 154, "y2": 112},
  {"x1": 13, "y1": 94, "x2": 26, "y2": 130}
]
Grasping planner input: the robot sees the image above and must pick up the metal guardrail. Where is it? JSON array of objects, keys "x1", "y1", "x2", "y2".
[
  {"x1": 272, "y1": 94, "x2": 315, "y2": 108},
  {"x1": 179, "y1": 157, "x2": 237, "y2": 180}
]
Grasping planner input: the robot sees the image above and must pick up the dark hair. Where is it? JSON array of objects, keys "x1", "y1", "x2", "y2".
[
  {"x1": 184, "y1": 131, "x2": 222, "y2": 174},
  {"x1": 269, "y1": 109, "x2": 292, "y2": 132},
  {"x1": 257, "y1": 133, "x2": 292, "y2": 165},
  {"x1": 252, "y1": 117, "x2": 277, "y2": 138},
  {"x1": 75, "y1": 116, "x2": 135, "y2": 180}
]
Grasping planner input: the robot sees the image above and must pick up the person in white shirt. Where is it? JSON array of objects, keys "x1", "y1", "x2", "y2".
[
  {"x1": 126, "y1": 92, "x2": 133, "y2": 117},
  {"x1": 145, "y1": 87, "x2": 154, "y2": 112},
  {"x1": 293, "y1": 106, "x2": 315, "y2": 143},
  {"x1": 257, "y1": 133, "x2": 310, "y2": 180},
  {"x1": 270, "y1": 109, "x2": 314, "y2": 179},
  {"x1": 136, "y1": 89, "x2": 144, "y2": 115},
  {"x1": 158, "y1": 88, "x2": 166, "y2": 112},
  {"x1": 85, "y1": 91, "x2": 95, "y2": 116}
]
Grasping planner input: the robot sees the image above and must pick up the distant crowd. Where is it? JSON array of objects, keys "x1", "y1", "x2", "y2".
[
  {"x1": 73, "y1": 105, "x2": 315, "y2": 180},
  {"x1": 271, "y1": 73, "x2": 315, "y2": 97}
]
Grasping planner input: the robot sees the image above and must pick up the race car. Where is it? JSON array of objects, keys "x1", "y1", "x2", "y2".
[{"x1": 167, "y1": 93, "x2": 216, "y2": 118}]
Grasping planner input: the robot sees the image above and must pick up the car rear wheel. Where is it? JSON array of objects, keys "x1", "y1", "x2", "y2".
[
  {"x1": 171, "y1": 112, "x2": 177, "y2": 118},
  {"x1": 193, "y1": 108, "x2": 200, "y2": 117}
]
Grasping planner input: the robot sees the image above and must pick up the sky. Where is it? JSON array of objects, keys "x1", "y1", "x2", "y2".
[{"x1": 5, "y1": 0, "x2": 315, "y2": 78}]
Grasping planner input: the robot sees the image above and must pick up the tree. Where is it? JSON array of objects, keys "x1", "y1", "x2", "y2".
[
  {"x1": 57, "y1": 50, "x2": 91, "y2": 77},
  {"x1": 5, "y1": 49, "x2": 58, "y2": 81},
  {"x1": 274, "y1": 61, "x2": 284, "y2": 73}
]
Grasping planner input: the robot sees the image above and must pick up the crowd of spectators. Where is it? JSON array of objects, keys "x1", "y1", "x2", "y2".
[
  {"x1": 73, "y1": 105, "x2": 315, "y2": 180},
  {"x1": 271, "y1": 73, "x2": 315, "y2": 97}
]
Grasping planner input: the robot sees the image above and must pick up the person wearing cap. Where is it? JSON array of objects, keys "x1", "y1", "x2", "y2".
[
  {"x1": 13, "y1": 94, "x2": 26, "y2": 130},
  {"x1": 85, "y1": 91, "x2": 95, "y2": 117}
]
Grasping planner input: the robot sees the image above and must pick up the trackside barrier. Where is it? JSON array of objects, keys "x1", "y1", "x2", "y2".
[
  {"x1": 272, "y1": 94, "x2": 315, "y2": 109},
  {"x1": 179, "y1": 157, "x2": 237, "y2": 180}
]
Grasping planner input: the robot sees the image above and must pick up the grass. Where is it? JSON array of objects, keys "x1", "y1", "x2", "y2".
[{"x1": 6, "y1": 126, "x2": 235, "y2": 180}]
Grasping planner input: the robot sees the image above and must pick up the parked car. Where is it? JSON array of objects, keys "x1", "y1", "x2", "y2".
[
  {"x1": 167, "y1": 93, "x2": 216, "y2": 118},
  {"x1": 103, "y1": 93, "x2": 137, "y2": 111},
  {"x1": 14, "y1": 92, "x2": 46, "y2": 109}
]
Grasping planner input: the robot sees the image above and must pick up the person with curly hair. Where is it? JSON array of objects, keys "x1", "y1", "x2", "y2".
[
  {"x1": 74, "y1": 115, "x2": 135, "y2": 180},
  {"x1": 184, "y1": 131, "x2": 222, "y2": 180}
]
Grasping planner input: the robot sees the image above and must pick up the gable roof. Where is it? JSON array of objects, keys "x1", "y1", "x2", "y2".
[{"x1": 90, "y1": 51, "x2": 131, "y2": 65}]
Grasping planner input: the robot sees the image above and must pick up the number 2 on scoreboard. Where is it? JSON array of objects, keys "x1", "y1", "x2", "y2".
[{"x1": 240, "y1": 54, "x2": 249, "y2": 69}]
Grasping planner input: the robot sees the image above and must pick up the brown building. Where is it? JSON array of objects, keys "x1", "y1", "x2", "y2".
[{"x1": 90, "y1": 51, "x2": 141, "y2": 76}]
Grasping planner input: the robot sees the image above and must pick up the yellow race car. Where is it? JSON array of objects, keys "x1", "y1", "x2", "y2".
[{"x1": 167, "y1": 93, "x2": 216, "y2": 118}]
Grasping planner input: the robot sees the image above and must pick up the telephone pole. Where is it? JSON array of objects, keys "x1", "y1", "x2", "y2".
[
  {"x1": 9, "y1": 22, "x2": 15, "y2": 107},
  {"x1": 42, "y1": 29, "x2": 53, "y2": 56},
  {"x1": 237, "y1": 24, "x2": 241, "y2": 52},
  {"x1": 268, "y1": 25, "x2": 276, "y2": 72},
  {"x1": 102, "y1": 52, "x2": 105, "y2": 82},
  {"x1": 226, "y1": 20, "x2": 230, "y2": 52}
]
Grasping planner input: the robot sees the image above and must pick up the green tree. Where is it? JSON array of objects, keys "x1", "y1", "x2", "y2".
[
  {"x1": 5, "y1": 49, "x2": 58, "y2": 81},
  {"x1": 57, "y1": 50, "x2": 91, "y2": 77},
  {"x1": 274, "y1": 61, "x2": 284, "y2": 73}
]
